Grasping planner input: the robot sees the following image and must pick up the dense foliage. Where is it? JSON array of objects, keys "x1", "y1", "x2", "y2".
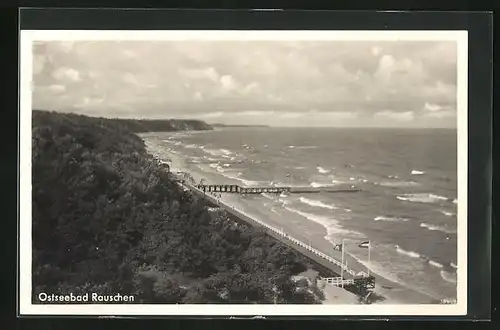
[
  {"x1": 33, "y1": 110, "x2": 213, "y2": 133},
  {"x1": 32, "y1": 110, "x2": 316, "y2": 304}
]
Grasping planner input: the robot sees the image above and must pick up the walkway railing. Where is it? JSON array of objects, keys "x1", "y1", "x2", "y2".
[{"x1": 322, "y1": 277, "x2": 355, "y2": 286}]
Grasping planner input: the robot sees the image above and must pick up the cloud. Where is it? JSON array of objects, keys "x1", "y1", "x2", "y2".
[
  {"x1": 374, "y1": 111, "x2": 415, "y2": 122},
  {"x1": 424, "y1": 102, "x2": 444, "y2": 112},
  {"x1": 242, "y1": 82, "x2": 260, "y2": 95},
  {"x1": 220, "y1": 75, "x2": 238, "y2": 91},
  {"x1": 123, "y1": 73, "x2": 138, "y2": 85},
  {"x1": 279, "y1": 112, "x2": 302, "y2": 119},
  {"x1": 74, "y1": 96, "x2": 105, "y2": 108},
  {"x1": 53, "y1": 67, "x2": 81, "y2": 82},
  {"x1": 33, "y1": 55, "x2": 46, "y2": 75},
  {"x1": 179, "y1": 67, "x2": 219, "y2": 82},
  {"x1": 423, "y1": 110, "x2": 455, "y2": 119},
  {"x1": 48, "y1": 84, "x2": 66, "y2": 93},
  {"x1": 371, "y1": 46, "x2": 382, "y2": 56},
  {"x1": 57, "y1": 41, "x2": 75, "y2": 53},
  {"x1": 32, "y1": 40, "x2": 458, "y2": 127},
  {"x1": 123, "y1": 49, "x2": 137, "y2": 58},
  {"x1": 421, "y1": 102, "x2": 456, "y2": 120},
  {"x1": 200, "y1": 111, "x2": 224, "y2": 118},
  {"x1": 193, "y1": 91, "x2": 204, "y2": 101},
  {"x1": 235, "y1": 111, "x2": 275, "y2": 116}
]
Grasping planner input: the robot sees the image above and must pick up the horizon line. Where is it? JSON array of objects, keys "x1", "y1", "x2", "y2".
[{"x1": 32, "y1": 109, "x2": 456, "y2": 129}]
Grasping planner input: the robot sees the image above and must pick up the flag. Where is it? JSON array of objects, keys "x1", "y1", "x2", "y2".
[
  {"x1": 333, "y1": 243, "x2": 343, "y2": 251},
  {"x1": 358, "y1": 241, "x2": 370, "y2": 248}
]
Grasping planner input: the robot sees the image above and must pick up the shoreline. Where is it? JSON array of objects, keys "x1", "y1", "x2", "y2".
[{"x1": 145, "y1": 136, "x2": 439, "y2": 305}]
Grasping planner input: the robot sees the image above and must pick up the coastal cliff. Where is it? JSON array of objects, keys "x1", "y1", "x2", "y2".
[
  {"x1": 31, "y1": 110, "x2": 317, "y2": 304},
  {"x1": 33, "y1": 110, "x2": 213, "y2": 132}
]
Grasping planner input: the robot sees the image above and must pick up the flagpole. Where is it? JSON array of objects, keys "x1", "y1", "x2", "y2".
[
  {"x1": 341, "y1": 238, "x2": 345, "y2": 288},
  {"x1": 368, "y1": 240, "x2": 371, "y2": 277}
]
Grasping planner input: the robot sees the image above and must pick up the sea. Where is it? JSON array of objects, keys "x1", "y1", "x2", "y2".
[{"x1": 142, "y1": 127, "x2": 458, "y2": 301}]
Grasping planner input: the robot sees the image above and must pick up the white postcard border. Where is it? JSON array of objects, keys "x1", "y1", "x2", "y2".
[{"x1": 19, "y1": 29, "x2": 468, "y2": 316}]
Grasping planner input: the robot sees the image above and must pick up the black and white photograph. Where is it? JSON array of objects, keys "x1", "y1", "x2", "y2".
[{"x1": 19, "y1": 30, "x2": 468, "y2": 316}]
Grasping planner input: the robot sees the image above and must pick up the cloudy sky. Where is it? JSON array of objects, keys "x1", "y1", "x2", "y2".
[{"x1": 32, "y1": 40, "x2": 457, "y2": 128}]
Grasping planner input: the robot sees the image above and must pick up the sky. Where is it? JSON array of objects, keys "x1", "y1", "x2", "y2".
[{"x1": 32, "y1": 39, "x2": 458, "y2": 128}]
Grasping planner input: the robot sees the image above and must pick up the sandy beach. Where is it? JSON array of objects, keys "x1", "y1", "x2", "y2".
[{"x1": 148, "y1": 142, "x2": 437, "y2": 305}]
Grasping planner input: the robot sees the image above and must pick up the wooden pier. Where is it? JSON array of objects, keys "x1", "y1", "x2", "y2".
[{"x1": 195, "y1": 184, "x2": 360, "y2": 194}]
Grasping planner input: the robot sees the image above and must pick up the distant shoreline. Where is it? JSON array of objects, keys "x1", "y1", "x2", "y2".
[{"x1": 210, "y1": 123, "x2": 270, "y2": 128}]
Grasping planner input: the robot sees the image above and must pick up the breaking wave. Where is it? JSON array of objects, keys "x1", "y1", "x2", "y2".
[
  {"x1": 216, "y1": 171, "x2": 242, "y2": 181},
  {"x1": 203, "y1": 148, "x2": 233, "y2": 157},
  {"x1": 202, "y1": 156, "x2": 219, "y2": 162},
  {"x1": 397, "y1": 193, "x2": 448, "y2": 204},
  {"x1": 420, "y1": 222, "x2": 456, "y2": 234},
  {"x1": 211, "y1": 169, "x2": 262, "y2": 187},
  {"x1": 395, "y1": 245, "x2": 421, "y2": 259},
  {"x1": 261, "y1": 193, "x2": 274, "y2": 201},
  {"x1": 450, "y1": 262, "x2": 458, "y2": 269},
  {"x1": 261, "y1": 193, "x2": 291, "y2": 206},
  {"x1": 188, "y1": 157, "x2": 203, "y2": 164},
  {"x1": 374, "y1": 216, "x2": 409, "y2": 222},
  {"x1": 411, "y1": 169, "x2": 425, "y2": 175},
  {"x1": 285, "y1": 208, "x2": 334, "y2": 229},
  {"x1": 429, "y1": 260, "x2": 444, "y2": 269},
  {"x1": 283, "y1": 207, "x2": 358, "y2": 238},
  {"x1": 165, "y1": 140, "x2": 182, "y2": 146},
  {"x1": 310, "y1": 182, "x2": 340, "y2": 188},
  {"x1": 236, "y1": 178, "x2": 263, "y2": 187},
  {"x1": 289, "y1": 145, "x2": 318, "y2": 149},
  {"x1": 353, "y1": 258, "x2": 402, "y2": 288},
  {"x1": 440, "y1": 210, "x2": 455, "y2": 217},
  {"x1": 316, "y1": 166, "x2": 330, "y2": 174},
  {"x1": 299, "y1": 197, "x2": 338, "y2": 210},
  {"x1": 377, "y1": 181, "x2": 420, "y2": 187},
  {"x1": 207, "y1": 163, "x2": 227, "y2": 173},
  {"x1": 440, "y1": 270, "x2": 457, "y2": 284}
]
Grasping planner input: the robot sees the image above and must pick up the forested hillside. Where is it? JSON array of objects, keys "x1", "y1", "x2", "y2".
[
  {"x1": 32, "y1": 111, "x2": 316, "y2": 304},
  {"x1": 33, "y1": 110, "x2": 213, "y2": 133}
]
